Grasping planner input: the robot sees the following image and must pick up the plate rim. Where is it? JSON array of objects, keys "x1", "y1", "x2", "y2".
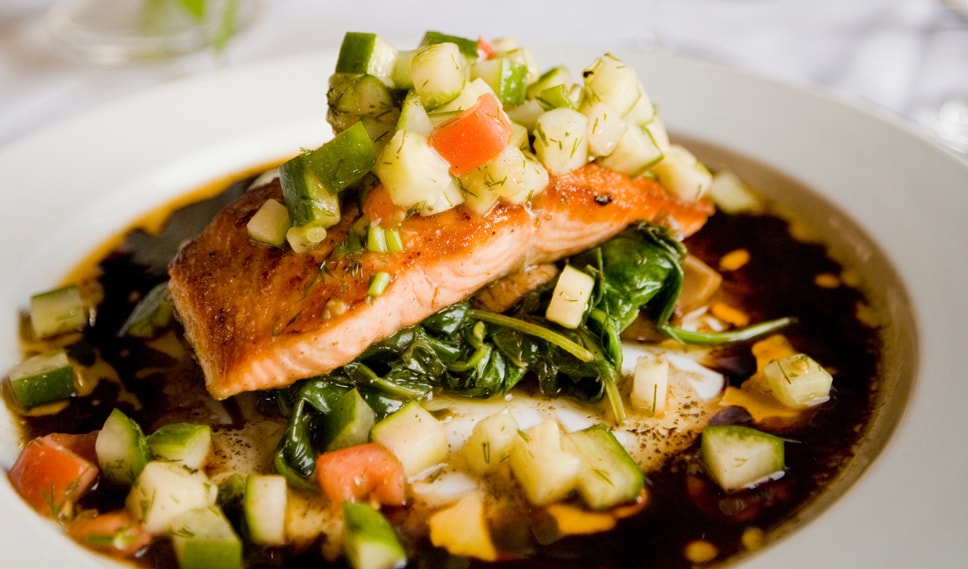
[{"x1": 1, "y1": 47, "x2": 966, "y2": 568}]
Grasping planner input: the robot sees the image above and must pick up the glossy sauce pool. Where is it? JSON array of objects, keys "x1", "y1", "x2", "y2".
[{"x1": 7, "y1": 146, "x2": 911, "y2": 569}]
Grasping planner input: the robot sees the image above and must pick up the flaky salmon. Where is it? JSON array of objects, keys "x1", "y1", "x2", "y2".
[{"x1": 167, "y1": 163, "x2": 714, "y2": 400}]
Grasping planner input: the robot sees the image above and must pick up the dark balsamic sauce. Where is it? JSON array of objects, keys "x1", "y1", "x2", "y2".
[{"x1": 16, "y1": 182, "x2": 881, "y2": 569}]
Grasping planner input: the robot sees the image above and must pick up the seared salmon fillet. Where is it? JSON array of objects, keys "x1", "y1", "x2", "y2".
[{"x1": 167, "y1": 163, "x2": 714, "y2": 399}]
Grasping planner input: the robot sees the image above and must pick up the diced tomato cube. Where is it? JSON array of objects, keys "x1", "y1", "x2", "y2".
[
  {"x1": 8, "y1": 434, "x2": 99, "y2": 520},
  {"x1": 428, "y1": 93, "x2": 512, "y2": 176},
  {"x1": 68, "y1": 509, "x2": 152, "y2": 557},
  {"x1": 316, "y1": 443, "x2": 407, "y2": 507}
]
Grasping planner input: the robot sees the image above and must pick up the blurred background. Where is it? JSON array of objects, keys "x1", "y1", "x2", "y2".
[{"x1": 1, "y1": 0, "x2": 967, "y2": 154}]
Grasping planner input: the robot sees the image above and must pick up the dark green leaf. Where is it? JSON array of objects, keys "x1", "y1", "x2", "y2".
[{"x1": 267, "y1": 222, "x2": 792, "y2": 481}]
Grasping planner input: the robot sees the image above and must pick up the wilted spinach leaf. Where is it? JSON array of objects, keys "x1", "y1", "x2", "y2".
[{"x1": 271, "y1": 223, "x2": 791, "y2": 485}]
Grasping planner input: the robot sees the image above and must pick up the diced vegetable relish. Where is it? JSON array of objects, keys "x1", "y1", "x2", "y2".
[
  {"x1": 1, "y1": 31, "x2": 883, "y2": 569},
  {"x1": 269, "y1": 31, "x2": 713, "y2": 254}
]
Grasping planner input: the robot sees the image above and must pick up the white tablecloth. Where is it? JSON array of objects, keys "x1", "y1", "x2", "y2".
[{"x1": 1, "y1": 0, "x2": 967, "y2": 150}]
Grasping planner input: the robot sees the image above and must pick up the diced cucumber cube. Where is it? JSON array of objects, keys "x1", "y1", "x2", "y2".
[
  {"x1": 461, "y1": 410, "x2": 519, "y2": 474},
  {"x1": 147, "y1": 423, "x2": 212, "y2": 471},
  {"x1": 472, "y1": 56, "x2": 528, "y2": 106},
  {"x1": 526, "y1": 65, "x2": 570, "y2": 100},
  {"x1": 533, "y1": 107, "x2": 589, "y2": 175},
  {"x1": 427, "y1": 77, "x2": 496, "y2": 127},
  {"x1": 244, "y1": 474, "x2": 288, "y2": 546},
  {"x1": 246, "y1": 199, "x2": 291, "y2": 248},
  {"x1": 582, "y1": 53, "x2": 644, "y2": 117},
  {"x1": 8, "y1": 349, "x2": 76, "y2": 409},
  {"x1": 545, "y1": 265, "x2": 595, "y2": 329},
  {"x1": 420, "y1": 30, "x2": 479, "y2": 59},
  {"x1": 341, "y1": 501, "x2": 407, "y2": 569},
  {"x1": 281, "y1": 122, "x2": 376, "y2": 230},
  {"x1": 488, "y1": 36, "x2": 520, "y2": 54},
  {"x1": 279, "y1": 155, "x2": 342, "y2": 231},
  {"x1": 460, "y1": 180, "x2": 501, "y2": 215},
  {"x1": 302, "y1": 121, "x2": 378, "y2": 196},
  {"x1": 411, "y1": 42, "x2": 467, "y2": 110},
  {"x1": 562, "y1": 424, "x2": 644, "y2": 510},
  {"x1": 324, "y1": 388, "x2": 376, "y2": 451},
  {"x1": 499, "y1": 148, "x2": 549, "y2": 203},
  {"x1": 498, "y1": 46, "x2": 539, "y2": 84},
  {"x1": 127, "y1": 461, "x2": 218, "y2": 534},
  {"x1": 763, "y1": 353, "x2": 834, "y2": 409},
  {"x1": 536, "y1": 83, "x2": 579, "y2": 110},
  {"x1": 597, "y1": 125, "x2": 663, "y2": 177},
  {"x1": 370, "y1": 401, "x2": 449, "y2": 477},
  {"x1": 509, "y1": 420, "x2": 581, "y2": 506},
  {"x1": 582, "y1": 101, "x2": 628, "y2": 158},
  {"x1": 504, "y1": 98, "x2": 544, "y2": 131},
  {"x1": 700, "y1": 425, "x2": 785, "y2": 492},
  {"x1": 29, "y1": 284, "x2": 86, "y2": 339},
  {"x1": 336, "y1": 32, "x2": 398, "y2": 80},
  {"x1": 708, "y1": 170, "x2": 762, "y2": 214},
  {"x1": 170, "y1": 506, "x2": 242, "y2": 569},
  {"x1": 396, "y1": 90, "x2": 433, "y2": 136},
  {"x1": 97, "y1": 408, "x2": 152, "y2": 486},
  {"x1": 622, "y1": 87, "x2": 657, "y2": 126},
  {"x1": 118, "y1": 281, "x2": 173, "y2": 338},
  {"x1": 509, "y1": 122, "x2": 529, "y2": 150},
  {"x1": 333, "y1": 74, "x2": 396, "y2": 117},
  {"x1": 645, "y1": 114, "x2": 671, "y2": 152},
  {"x1": 651, "y1": 144, "x2": 712, "y2": 201},
  {"x1": 358, "y1": 114, "x2": 398, "y2": 155},
  {"x1": 375, "y1": 129, "x2": 464, "y2": 216},
  {"x1": 390, "y1": 49, "x2": 416, "y2": 90},
  {"x1": 327, "y1": 73, "x2": 363, "y2": 133},
  {"x1": 630, "y1": 352, "x2": 669, "y2": 416}
]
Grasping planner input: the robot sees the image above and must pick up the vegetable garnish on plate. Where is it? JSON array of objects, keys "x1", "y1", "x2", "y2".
[{"x1": 2, "y1": 30, "x2": 882, "y2": 569}]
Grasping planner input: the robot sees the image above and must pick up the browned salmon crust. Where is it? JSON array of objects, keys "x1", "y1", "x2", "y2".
[{"x1": 167, "y1": 163, "x2": 714, "y2": 399}]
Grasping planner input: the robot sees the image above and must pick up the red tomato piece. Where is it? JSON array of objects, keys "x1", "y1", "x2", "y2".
[
  {"x1": 428, "y1": 93, "x2": 512, "y2": 176},
  {"x1": 68, "y1": 509, "x2": 152, "y2": 557},
  {"x1": 477, "y1": 36, "x2": 496, "y2": 60},
  {"x1": 8, "y1": 434, "x2": 99, "y2": 520},
  {"x1": 315, "y1": 443, "x2": 407, "y2": 507}
]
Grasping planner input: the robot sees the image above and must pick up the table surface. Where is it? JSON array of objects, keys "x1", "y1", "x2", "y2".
[{"x1": 1, "y1": 0, "x2": 967, "y2": 153}]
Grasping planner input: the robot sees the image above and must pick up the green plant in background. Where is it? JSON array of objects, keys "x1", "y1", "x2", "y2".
[{"x1": 143, "y1": 0, "x2": 241, "y2": 51}]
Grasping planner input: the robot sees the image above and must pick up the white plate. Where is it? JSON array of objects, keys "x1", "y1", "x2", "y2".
[{"x1": 1, "y1": 48, "x2": 967, "y2": 568}]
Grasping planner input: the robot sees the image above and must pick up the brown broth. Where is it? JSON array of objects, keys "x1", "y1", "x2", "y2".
[{"x1": 13, "y1": 174, "x2": 882, "y2": 569}]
